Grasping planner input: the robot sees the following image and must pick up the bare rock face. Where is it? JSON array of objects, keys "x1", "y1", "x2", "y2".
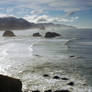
[
  {"x1": 0, "y1": 74, "x2": 22, "y2": 92},
  {"x1": 3, "y1": 30, "x2": 16, "y2": 37}
]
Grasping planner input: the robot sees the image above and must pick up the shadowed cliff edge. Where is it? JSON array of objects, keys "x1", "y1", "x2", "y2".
[{"x1": 0, "y1": 74, "x2": 22, "y2": 92}]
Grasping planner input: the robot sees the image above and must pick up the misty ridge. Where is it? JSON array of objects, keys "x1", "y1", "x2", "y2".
[{"x1": 0, "y1": 17, "x2": 76, "y2": 30}]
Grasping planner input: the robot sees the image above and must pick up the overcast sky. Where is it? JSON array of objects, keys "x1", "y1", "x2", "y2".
[{"x1": 0, "y1": 0, "x2": 92, "y2": 28}]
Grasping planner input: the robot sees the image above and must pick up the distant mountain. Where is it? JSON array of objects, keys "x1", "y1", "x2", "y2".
[
  {"x1": 35, "y1": 23, "x2": 77, "y2": 29},
  {"x1": 0, "y1": 17, "x2": 34, "y2": 30},
  {"x1": 0, "y1": 17, "x2": 76, "y2": 30}
]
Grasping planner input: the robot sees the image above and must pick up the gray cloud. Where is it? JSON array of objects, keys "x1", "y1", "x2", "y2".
[
  {"x1": 23, "y1": 15, "x2": 79, "y2": 23},
  {"x1": 0, "y1": 0, "x2": 92, "y2": 12},
  {"x1": 37, "y1": 18, "x2": 47, "y2": 22},
  {"x1": 31, "y1": 9, "x2": 44, "y2": 15},
  {"x1": 0, "y1": 0, "x2": 91, "y2": 21}
]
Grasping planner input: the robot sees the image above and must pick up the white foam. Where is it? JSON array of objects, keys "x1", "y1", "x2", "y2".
[
  {"x1": 28, "y1": 44, "x2": 33, "y2": 52},
  {"x1": 4, "y1": 42, "x2": 33, "y2": 58},
  {"x1": 22, "y1": 69, "x2": 89, "y2": 92},
  {"x1": 0, "y1": 45, "x2": 8, "y2": 60}
]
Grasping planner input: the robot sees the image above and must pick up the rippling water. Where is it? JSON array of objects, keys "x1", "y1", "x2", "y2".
[{"x1": 0, "y1": 28, "x2": 92, "y2": 92}]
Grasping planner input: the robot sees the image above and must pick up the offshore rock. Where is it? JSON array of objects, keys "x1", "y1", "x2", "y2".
[
  {"x1": 33, "y1": 32, "x2": 42, "y2": 37},
  {"x1": 3, "y1": 30, "x2": 16, "y2": 37},
  {"x1": 45, "y1": 32, "x2": 61, "y2": 38}
]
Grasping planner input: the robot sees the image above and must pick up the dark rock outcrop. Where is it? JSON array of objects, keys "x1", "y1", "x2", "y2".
[
  {"x1": 54, "y1": 90, "x2": 70, "y2": 92},
  {"x1": 3, "y1": 30, "x2": 16, "y2": 37},
  {"x1": 67, "y1": 82, "x2": 74, "y2": 86},
  {"x1": 33, "y1": 32, "x2": 42, "y2": 37},
  {"x1": 52, "y1": 32, "x2": 61, "y2": 36},
  {"x1": 44, "y1": 90, "x2": 52, "y2": 92},
  {"x1": 44, "y1": 32, "x2": 61, "y2": 38},
  {"x1": 61, "y1": 78, "x2": 69, "y2": 80},
  {"x1": 0, "y1": 74, "x2": 22, "y2": 92},
  {"x1": 70, "y1": 56, "x2": 75, "y2": 58},
  {"x1": 53, "y1": 76, "x2": 60, "y2": 79},
  {"x1": 43, "y1": 74, "x2": 50, "y2": 77},
  {"x1": 32, "y1": 90, "x2": 40, "y2": 92}
]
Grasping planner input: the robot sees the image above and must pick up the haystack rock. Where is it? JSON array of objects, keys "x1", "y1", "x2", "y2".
[
  {"x1": 33, "y1": 32, "x2": 42, "y2": 37},
  {"x1": 3, "y1": 30, "x2": 16, "y2": 37},
  {"x1": 45, "y1": 32, "x2": 61, "y2": 38},
  {"x1": 0, "y1": 74, "x2": 22, "y2": 92}
]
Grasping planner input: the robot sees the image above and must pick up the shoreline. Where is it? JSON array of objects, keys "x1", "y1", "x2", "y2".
[{"x1": 0, "y1": 69, "x2": 90, "y2": 92}]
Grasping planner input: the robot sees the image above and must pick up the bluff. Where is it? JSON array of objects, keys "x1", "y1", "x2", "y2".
[{"x1": 0, "y1": 17, "x2": 34, "y2": 30}]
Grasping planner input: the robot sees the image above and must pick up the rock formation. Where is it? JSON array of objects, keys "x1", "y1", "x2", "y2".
[
  {"x1": 3, "y1": 30, "x2": 16, "y2": 37},
  {"x1": 33, "y1": 32, "x2": 42, "y2": 37},
  {"x1": 45, "y1": 32, "x2": 61, "y2": 38},
  {"x1": 0, "y1": 74, "x2": 22, "y2": 92}
]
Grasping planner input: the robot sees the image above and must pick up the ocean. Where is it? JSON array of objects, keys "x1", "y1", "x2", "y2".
[{"x1": 0, "y1": 28, "x2": 92, "y2": 92}]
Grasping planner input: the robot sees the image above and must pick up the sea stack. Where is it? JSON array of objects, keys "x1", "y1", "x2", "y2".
[
  {"x1": 0, "y1": 74, "x2": 22, "y2": 92},
  {"x1": 33, "y1": 32, "x2": 42, "y2": 37},
  {"x1": 3, "y1": 30, "x2": 16, "y2": 37},
  {"x1": 45, "y1": 32, "x2": 61, "y2": 38}
]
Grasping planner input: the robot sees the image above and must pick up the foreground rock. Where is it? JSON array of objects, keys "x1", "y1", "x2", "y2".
[
  {"x1": 67, "y1": 82, "x2": 74, "y2": 86},
  {"x1": 44, "y1": 90, "x2": 70, "y2": 92},
  {"x1": 45, "y1": 32, "x2": 61, "y2": 38},
  {"x1": 53, "y1": 76, "x2": 60, "y2": 79},
  {"x1": 33, "y1": 32, "x2": 42, "y2": 37},
  {"x1": 70, "y1": 55, "x2": 75, "y2": 58},
  {"x1": 43, "y1": 74, "x2": 50, "y2": 77},
  {"x1": 61, "y1": 78, "x2": 69, "y2": 80},
  {"x1": 0, "y1": 74, "x2": 22, "y2": 92},
  {"x1": 54, "y1": 90, "x2": 70, "y2": 92},
  {"x1": 3, "y1": 30, "x2": 16, "y2": 37},
  {"x1": 32, "y1": 90, "x2": 40, "y2": 92}
]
